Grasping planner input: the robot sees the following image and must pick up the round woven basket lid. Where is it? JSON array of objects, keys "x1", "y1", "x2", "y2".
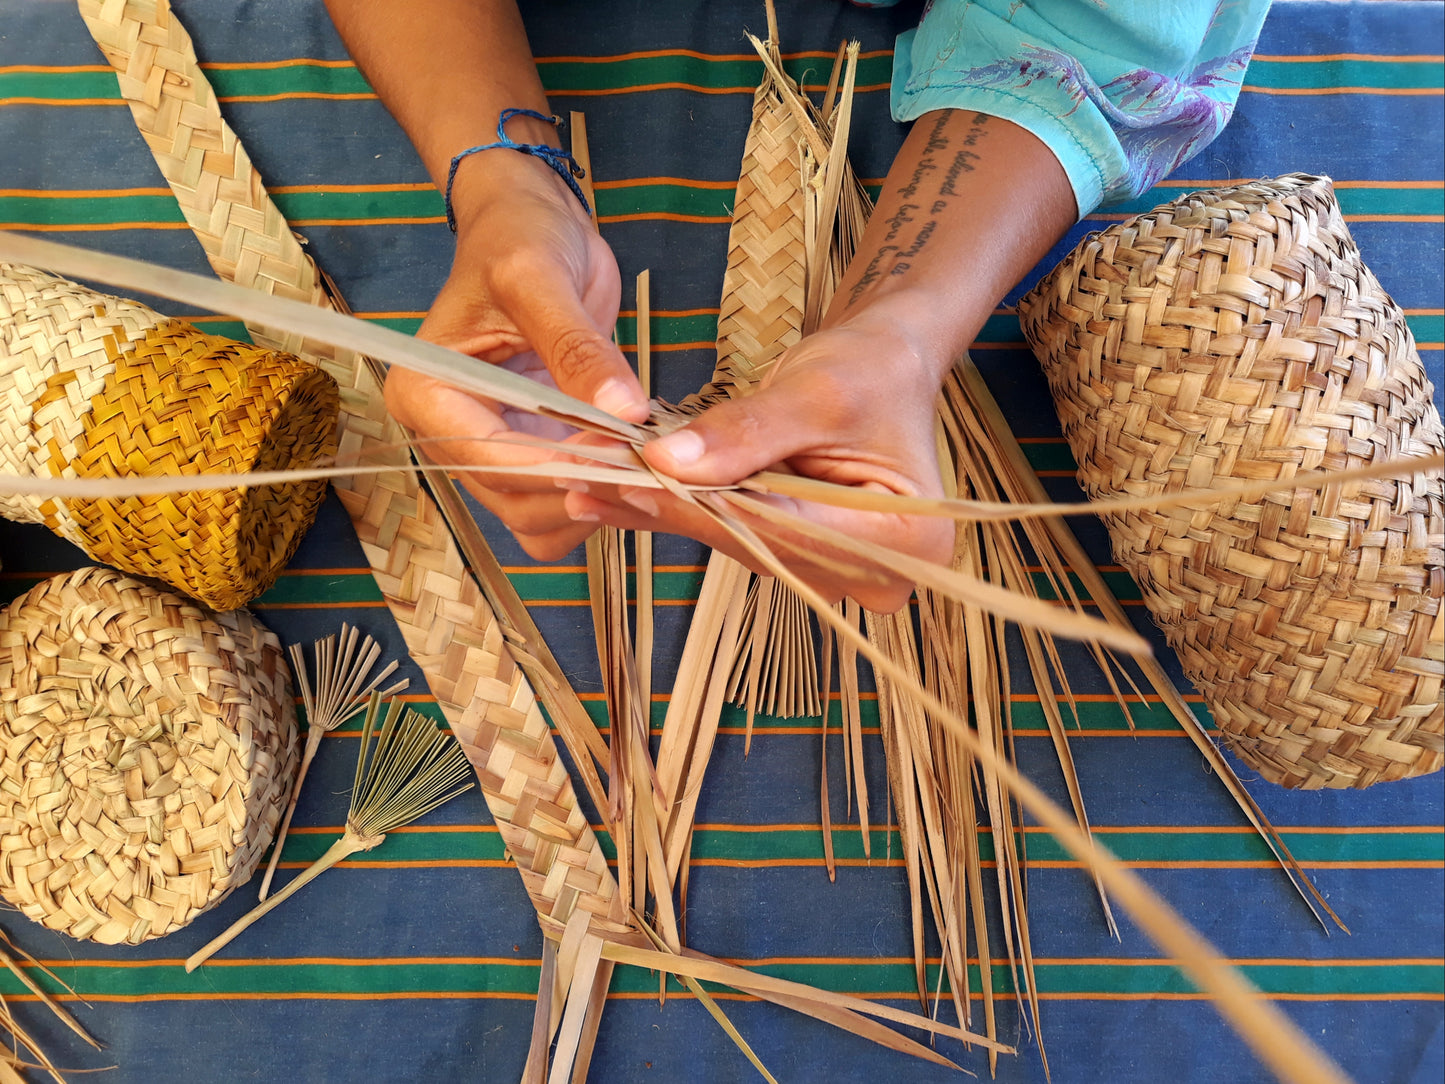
[
  {"x1": 1018, "y1": 173, "x2": 1443, "y2": 789},
  {"x1": 0, "y1": 567, "x2": 299, "y2": 944}
]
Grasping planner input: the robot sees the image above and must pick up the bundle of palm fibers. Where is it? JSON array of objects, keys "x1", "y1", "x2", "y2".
[{"x1": 644, "y1": 6, "x2": 1348, "y2": 1070}]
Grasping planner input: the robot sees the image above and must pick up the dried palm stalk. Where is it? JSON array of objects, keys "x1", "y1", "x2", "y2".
[
  {"x1": 1, "y1": 926, "x2": 105, "y2": 1084},
  {"x1": 1020, "y1": 173, "x2": 1444, "y2": 790},
  {"x1": 258, "y1": 624, "x2": 409, "y2": 900},
  {"x1": 652, "y1": 8, "x2": 1347, "y2": 1071},
  {"x1": 186, "y1": 694, "x2": 473, "y2": 970},
  {"x1": 572, "y1": 117, "x2": 679, "y2": 984}
]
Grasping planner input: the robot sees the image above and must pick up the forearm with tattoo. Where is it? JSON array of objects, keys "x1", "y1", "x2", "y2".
[{"x1": 828, "y1": 109, "x2": 1076, "y2": 378}]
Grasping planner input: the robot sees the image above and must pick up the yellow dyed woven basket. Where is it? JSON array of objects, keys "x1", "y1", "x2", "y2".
[
  {"x1": 1019, "y1": 173, "x2": 1443, "y2": 789},
  {"x1": 0, "y1": 567, "x2": 298, "y2": 944},
  {"x1": 0, "y1": 262, "x2": 338, "y2": 610}
]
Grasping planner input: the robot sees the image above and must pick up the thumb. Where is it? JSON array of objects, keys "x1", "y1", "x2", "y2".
[
  {"x1": 499, "y1": 267, "x2": 648, "y2": 424},
  {"x1": 644, "y1": 386, "x2": 823, "y2": 485}
]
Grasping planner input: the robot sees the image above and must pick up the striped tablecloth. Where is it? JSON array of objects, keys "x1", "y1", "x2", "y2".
[{"x1": 1, "y1": 2, "x2": 1440, "y2": 1082}]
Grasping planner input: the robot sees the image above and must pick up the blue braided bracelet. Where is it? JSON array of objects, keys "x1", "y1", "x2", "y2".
[{"x1": 444, "y1": 108, "x2": 590, "y2": 230}]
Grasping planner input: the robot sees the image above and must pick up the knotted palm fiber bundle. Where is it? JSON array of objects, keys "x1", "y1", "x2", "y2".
[
  {"x1": 1019, "y1": 173, "x2": 1444, "y2": 789},
  {"x1": 0, "y1": 566, "x2": 298, "y2": 944},
  {"x1": 0, "y1": 263, "x2": 338, "y2": 610}
]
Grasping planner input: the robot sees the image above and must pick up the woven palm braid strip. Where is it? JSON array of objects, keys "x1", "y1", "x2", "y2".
[
  {"x1": 77, "y1": 0, "x2": 624, "y2": 931},
  {"x1": 0, "y1": 263, "x2": 338, "y2": 611},
  {"x1": 1019, "y1": 173, "x2": 1444, "y2": 789},
  {"x1": 0, "y1": 567, "x2": 298, "y2": 944},
  {"x1": 703, "y1": 72, "x2": 806, "y2": 404}
]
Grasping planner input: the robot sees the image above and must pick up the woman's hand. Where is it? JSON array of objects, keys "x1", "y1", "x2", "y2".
[
  {"x1": 564, "y1": 109, "x2": 1078, "y2": 610},
  {"x1": 385, "y1": 154, "x2": 648, "y2": 560},
  {"x1": 326, "y1": 0, "x2": 647, "y2": 558},
  {"x1": 563, "y1": 310, "x2": 956, "y2": 612}
]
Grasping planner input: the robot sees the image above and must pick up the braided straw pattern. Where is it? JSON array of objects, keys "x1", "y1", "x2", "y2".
[
  {"x1": 77, "y1": 0, "x2": 624, "y2": 930},
  {"x1": 0, "y1": 263, "x2": 338, "y2": 611},
  {"x1": 0, "y1": 263, "x2": 163, "y2": 528},
  {"x1": 0, "y1": 567, "x2": 297, "y2": 944},
  {"x1": 708, "y1": 77, "x2": 806, "y2": 399},
  {"x1": 1019, "y1": 174, "x2": 1444, "y2": 789}
]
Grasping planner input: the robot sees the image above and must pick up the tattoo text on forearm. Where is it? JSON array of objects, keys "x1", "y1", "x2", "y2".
[{"x1": 846, "y1": 111, "x2": 991, "y2": 308}]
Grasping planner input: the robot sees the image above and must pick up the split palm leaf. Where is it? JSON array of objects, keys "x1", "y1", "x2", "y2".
[
  {"x1": 185, "y1": 694, "x2": 472, "y2": 971},
  {"x1": 258, "y1": 624, "x2": 409, "y2": 900}
]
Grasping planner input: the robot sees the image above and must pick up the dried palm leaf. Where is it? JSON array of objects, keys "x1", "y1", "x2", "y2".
[
  {"x1": 258, "y1": 624, "x2": 409, "y2": 900},
  {"x1": 185, "y1": 693, "x2": 473, "y2": 971},
  {"x1": 0, "y1": 927, "x2": 107, "y2": 1084}
]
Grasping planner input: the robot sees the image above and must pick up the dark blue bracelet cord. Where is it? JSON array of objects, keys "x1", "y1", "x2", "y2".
[{"x1": 444, "y1": 108, "x2": 590, "y2": 230}]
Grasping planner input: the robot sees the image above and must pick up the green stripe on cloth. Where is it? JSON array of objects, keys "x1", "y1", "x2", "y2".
[
  {"x1": 237, "y1": 566, "x2": 1128, "y2": 608},
  {"x1": 1105, "y1": 184, "x2": 1445, "y2": 218},
  {"x1": 6, "y1": 54, "x2": 1441, "y2": 102},
  {"x1": 558, "y1": 695, "x2": 1215, "y2": 733},
  {"x1": 12, "y1": 955, "x2": 1439, "y2": 999},
  {"x1": 3, "y1": 184, "x2": 1435, "y2": 229},
  {"x1": 536, "y1": 52, "x2": 898, "y2": 93},
  {"x1": 299, "y1": 694, "x2": 1216, "y2": 738},
  {"x1": 271, "y1": 824, "x2": 1441, "y2": 867},
  {"x1": 1245, "y1": 57, "x2": 1445, "y2": 91}
]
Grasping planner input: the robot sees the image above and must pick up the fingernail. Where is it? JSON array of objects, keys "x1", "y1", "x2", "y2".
[
  {"x1": 555, "y1": 478, "x2": 589, "y2": 493},
  {"x1": 653, "y1": 429, "x2": 704, "y2": 467},
  {"x1": 570, "y1": 509, "x2": 599, "y2": 523},
  {"x1": 620, "y1": 487, "x2": 659, "y2": 517},
  {"x1": 593, "y1": 378, "x2": 644, "y2": 418}
]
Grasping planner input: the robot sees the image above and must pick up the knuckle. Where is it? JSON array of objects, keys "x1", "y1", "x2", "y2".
[{"x1": 546, "y1": 325, "x2": 608, "y2": 385}]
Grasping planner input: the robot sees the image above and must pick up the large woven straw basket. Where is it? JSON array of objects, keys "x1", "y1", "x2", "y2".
[
  {"x1": 1018, "y1": 173, "x2": 1443, "y2": 790},
  {"x1": 0, "y1": 263, "x2": 338, "y2": 611},
  {"x1": 0, "y1": 567, "x2": 298, "y2": 944}
]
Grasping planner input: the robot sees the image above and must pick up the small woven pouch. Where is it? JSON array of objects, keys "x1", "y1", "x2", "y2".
[
  {"x1": 0, "y1": 567, "x2": 298, "y2": 944},
  {"x1": 1019, "y1": 173, "x2": 1443, "y2": 789},
  {"x1": 0, "y1": 262, "x2": 338, "y2": 610}
]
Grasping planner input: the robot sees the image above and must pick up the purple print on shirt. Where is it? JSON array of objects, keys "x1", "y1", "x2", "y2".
[{"x1": 958, "y1": 40, "x2": 1256, "y2": 202}]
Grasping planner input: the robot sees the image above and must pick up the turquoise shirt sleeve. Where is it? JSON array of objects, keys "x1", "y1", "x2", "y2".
[{"x1": 889, "y1": 1, "x2": 1271, "y2": 217}]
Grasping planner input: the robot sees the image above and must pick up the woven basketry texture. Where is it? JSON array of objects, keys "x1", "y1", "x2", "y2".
[
  {"x1": 710, "y1": 76, "x2": 807, "y2": 397},
  {"x1": 0, "y1": 566, "x2": 298, "y2": 944},
  {"x1": 0, "y1": 263, "x2": 338, "y2": 611},
  {"x1": 1019, "y1": 173, "x2": 1444, "y2": 789},
  {"x1": 77, "y1": 0, "x2": 625, "y2": 935}
]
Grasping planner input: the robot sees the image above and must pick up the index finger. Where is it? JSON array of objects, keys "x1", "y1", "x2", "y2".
[{"x1": 491, "y1": 255, "x2": 649, "y2": 423}]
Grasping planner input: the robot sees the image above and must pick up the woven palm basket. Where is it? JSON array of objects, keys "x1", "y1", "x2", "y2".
[
  {"x1": 0, "y1": 262, "x2": 338, "y2": 611},
  {"x1": 1018, "y1": 173, "x2": 1444, "y2": 789},
  {"x1": 0, "y1": 567, "x2": 298, "y2": 944}
]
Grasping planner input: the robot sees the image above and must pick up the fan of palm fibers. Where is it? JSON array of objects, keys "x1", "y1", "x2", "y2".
[
  {"x1": 863, "y1": 360, "x2": 1348, "y2": 1074},
  {"x1": 7, "y1": 226, "x2": 1421, "y2": 1084}
]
